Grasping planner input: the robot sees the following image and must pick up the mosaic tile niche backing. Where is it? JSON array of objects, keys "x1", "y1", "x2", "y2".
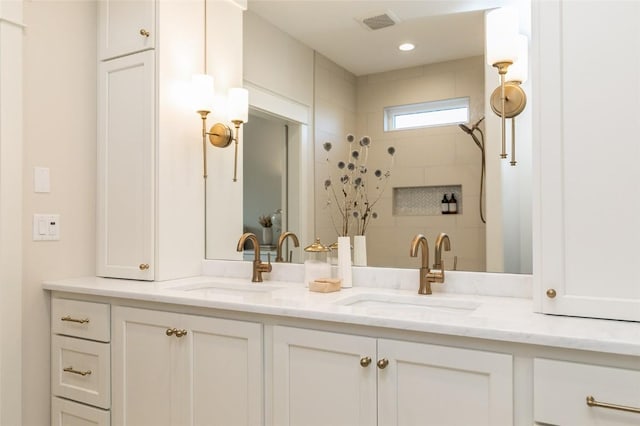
[{"x1": 393, "y1": 185, "x2": 462, "y2": 216}]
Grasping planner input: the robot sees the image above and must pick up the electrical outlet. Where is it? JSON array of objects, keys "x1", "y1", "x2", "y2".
[{"x1": 32, "y1": 214, "x2": 60, "y2": 241}]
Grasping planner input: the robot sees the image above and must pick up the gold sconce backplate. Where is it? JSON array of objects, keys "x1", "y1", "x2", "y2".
[
  {"x1": 208, "y1": 123, "x2": 233, "y2": 148},
  {"x1": 490, "y1": 82, "x2": 527, "y2": 118}
]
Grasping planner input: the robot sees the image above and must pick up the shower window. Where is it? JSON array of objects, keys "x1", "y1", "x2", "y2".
[{"x1": 384, "y1": 97, "x2": 469, "y2": 131}]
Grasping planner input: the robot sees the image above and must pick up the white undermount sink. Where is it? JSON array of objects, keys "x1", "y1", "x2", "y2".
[
  {"x1": 336, "y1": 293, "x2": 480, "y2": 315},
  {"x1": 167, "y1": 281, "x2": 283, "y2": 296}
]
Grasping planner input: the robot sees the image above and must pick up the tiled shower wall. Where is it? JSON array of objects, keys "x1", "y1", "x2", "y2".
[{"x1": 315, "y1": 55, "x2": 486, "y2": 272}]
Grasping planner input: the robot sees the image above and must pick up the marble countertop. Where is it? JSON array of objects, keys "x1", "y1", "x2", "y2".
[{"x1": 43, "y1": 268, "x2": 640, "y2": 357}]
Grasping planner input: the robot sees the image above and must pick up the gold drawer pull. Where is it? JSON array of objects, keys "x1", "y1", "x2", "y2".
[
  {"x1": 166, "y1": 328, "x2": 188, "y2": 338},
  {"x1": 139, "y1": 28, "x2": 150, "y2": 37},
  {"x1": 63, "y1": 366, "x2": 92, "y2": 377},
  {"x1": 586, "y1": 395, "x2": 640, "y2": 414},
  {"x1": 139, "y1": 263, "x2": 150, "y2": 271},
  {"x1": 61, "y1": 315, "x2": 89, "y2": 324}
]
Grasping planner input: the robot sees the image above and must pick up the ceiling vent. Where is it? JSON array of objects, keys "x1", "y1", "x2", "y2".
[{"x1": 361, "y1": 11, "x2": 400, "y2": 31}]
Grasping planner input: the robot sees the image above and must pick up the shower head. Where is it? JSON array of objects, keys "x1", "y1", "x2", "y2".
[
  {"x1": 458, "y1": 124, "x2": 473, "y2": 134},
  {"x1": 472, "y1": 116, "x2": 485, "y2": 130},
  {"x1": 459, "y1": 117, "x2": 485, "y2": 135}
]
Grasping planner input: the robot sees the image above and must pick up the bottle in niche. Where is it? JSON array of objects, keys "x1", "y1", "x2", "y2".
[
  {"x1": 449, "y1": 193, "x2": 458, "y2": 214},
  {"x1": 441, "y1": 194, "x2": 450, "y2": 214}
]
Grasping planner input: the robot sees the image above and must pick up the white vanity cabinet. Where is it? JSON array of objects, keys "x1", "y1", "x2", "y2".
[
  {"x1": 272, "y1": 326, "x2": 513, "y2": 426},
  {"x1": 96, "y1": 0, "x2": 202, "y2": 281},
  {"x1": 111, "y1": 306, "x2": 263, "y2": 426},
  {"x1": 50, "y1": 297, "x2": 111, "y2": 426},
  {"x1": 98, "y1": 0, "x2": 155, "y2": 61},
  {"x1": 534, "y1": 358, "x2": 640, "y2": 425},
  {"x1": 534, "y1": 0, "x2": 640, "y2": 321}
]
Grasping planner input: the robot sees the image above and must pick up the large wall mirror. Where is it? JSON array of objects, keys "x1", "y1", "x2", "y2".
[{"x1": 206, "y1": 0, "x2": 532, "y2": 274}]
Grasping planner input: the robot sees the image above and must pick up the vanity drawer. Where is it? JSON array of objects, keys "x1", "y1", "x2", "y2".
[
  {"x1": 52, "y1": 396, "x2": 110, "y2": 426},
  {"x1": 534, "y1": 358, "x2": 640, "y2": 425},
  {"x1": 52, "y1": 335, "x2": 111, "y2": 409},
  {"x1": 52, "y1": 298, "x2": 110, "y2": 342}
]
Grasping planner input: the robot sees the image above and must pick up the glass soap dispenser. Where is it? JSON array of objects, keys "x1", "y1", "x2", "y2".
[{"x1": 304, "y1": 238, "x2": 331, "y2": 287}]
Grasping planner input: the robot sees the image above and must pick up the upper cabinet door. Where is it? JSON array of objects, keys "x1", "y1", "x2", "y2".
[
  {"x1": 97, "y1": 51, "x2": 155, "y2": 280},
  {"x1": 534, "y1": 0, "x2": 640, "y2": 321},
  {"x1": 98, "y1": 0, "x2": 155, "y2": 61}
]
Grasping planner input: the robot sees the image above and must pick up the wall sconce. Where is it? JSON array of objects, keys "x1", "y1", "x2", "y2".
[
  {"x1": 193, "y1": 75, "x2": 248, "y2": 182},
  {"x1": 486, "y1": 8, "x2": 527, "y2": 166}
]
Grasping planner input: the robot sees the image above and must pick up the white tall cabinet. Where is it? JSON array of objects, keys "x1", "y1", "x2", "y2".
[
  {"x1": 97, "y1": 51, "x2": 155, "y2": 280},
  {"x1": 96, "y1": 0, "x2": 203, "y2": 281},
  {"x1": 534, "y1": 0, "x2": 640, "y2": 321},
  {"x1": 272, "y1": 326, "x2": 513, "y2": 426}
]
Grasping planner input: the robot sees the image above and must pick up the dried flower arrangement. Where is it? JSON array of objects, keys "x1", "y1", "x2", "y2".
[
  {"x1": 258, "y1": 215, "x2": 272, "y2": 228},
  {"x1": 323, "y1": 134, "x2": 395, "y2": 236}
]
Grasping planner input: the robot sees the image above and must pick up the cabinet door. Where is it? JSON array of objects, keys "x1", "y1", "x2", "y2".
[
  {"x1": 97, "y1": 51, "x2": 155, "y2": 280},
  {"x1": 534, "y1": 1, "x2": 640, "y2": 320},
  {"x1": 98, "y1": 0, "x2": 155, "y2": 60},
  {"x1": 377, "y1": 339, "x2": 513, "y2": 426},
  {"x1": 187, "y1": 314, "x2": 263, "y2": 426},
  {"x1": 113, "y1": 306, "x2": 264, "y2": 426},
  {"x1": 272, "y1": 326, "x2": 377, "y2": 426},
  {"x1": 112, "y1": 306, "x2": 185, "y2": 426}
]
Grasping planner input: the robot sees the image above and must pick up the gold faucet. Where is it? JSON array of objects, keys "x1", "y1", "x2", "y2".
[
  {"x1": 410, "y1": 233, "x2": 452, "y2": 294},
  {"x1": 275, "y1": 231, "x2": 299, "y2": 262},
  {"x1": 236, "y1": 232, "x2": 272, "y2": 282},
  {"x1": 410, "y1": 234, "x2": 433, "y2": 295},
  {"x1": 431, "y1": 233, "x2": 451, "y2": 283}
]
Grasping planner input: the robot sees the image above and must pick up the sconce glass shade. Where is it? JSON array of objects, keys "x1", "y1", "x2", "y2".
[
  {"x1": 485, "y1": 7, "x2": 519, "y2": 66},
  {"x1": 506, "y1": 34, "x2": 529, "y2": 83},
  {"x1": 228, "y1": 88, "x2": 249, "y2": 123},
  {"x1": 192, "y1": 74, "x2": 214, "y2": 112}
]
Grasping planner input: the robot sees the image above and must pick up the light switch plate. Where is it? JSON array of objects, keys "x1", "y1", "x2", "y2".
[
  {"x1": 32, "y1": 214, "x2": 60, "y2": 241},
  {"x1": 34, "y1": 167, "x2": 51, "y2": 193}
]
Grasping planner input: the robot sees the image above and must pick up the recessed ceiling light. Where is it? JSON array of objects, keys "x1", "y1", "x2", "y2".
[{"x1": 398, "y1": 43, "x2": 415, "y2": 52}]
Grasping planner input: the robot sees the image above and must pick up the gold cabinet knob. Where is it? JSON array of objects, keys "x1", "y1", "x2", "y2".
[
  {"x1": 546, "y1": 288, "x2": 557, "y2": 299},
  {"x1": 377, "y1": 358, "x2": 389, "y2": 369},
  {"x1": 360, "y1": 356, "x2": 372, "y2": 368},
  {"x1": 139, "y1": 263, "x2": 150, "y2": 271},
  {"x1": 166, "y1": 328, "x2": 187, "y2": 338},
  {"x1": 139, "y1": 28, "x2": 150, "y2": 37}
]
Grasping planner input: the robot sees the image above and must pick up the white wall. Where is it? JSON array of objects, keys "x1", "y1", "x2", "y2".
[
  {"x1": 484, "y1": 0, "x2": 532, "y2": 274},
  {"x1": 22, "y1": 2, "x2": 97, "y2": 424},
  {"x1": 243, "y1": 9, "x2": 314, "y2": 107},
  {"x1": 0, "y1": 1, "x2": 24, "y2": 424},
  {"x1": 204, "y1": 0, "x2": 246, "y2": 260}
]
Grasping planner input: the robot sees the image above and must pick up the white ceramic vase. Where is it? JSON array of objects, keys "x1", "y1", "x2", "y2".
[
  {"x1": 262, "y1": 227, "x2": 273, "y2": 245},
  {"x1": 353, "y1": 235, "x2": 367, "y2": 266},
  {"x1": 337, "y1": 236, "x2": 352, "y2": 287}
]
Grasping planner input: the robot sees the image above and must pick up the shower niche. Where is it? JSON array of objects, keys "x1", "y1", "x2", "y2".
[{"x1": 393, "y1": 185, "x2": 462, "y2": 216}]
